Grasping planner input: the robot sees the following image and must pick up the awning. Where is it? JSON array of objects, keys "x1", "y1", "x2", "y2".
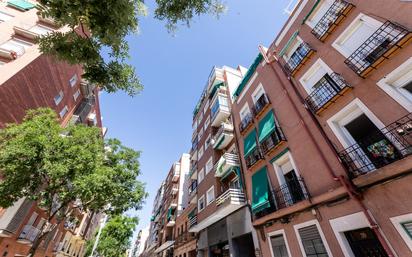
[
  {"x1": 209, "y1": 82, "x2": 224, "y2": 98},
  {"x1": 278, "y1": 30, "x2": 299, "y2": 57},
  {"x1": 154, "y1": 241, "x2": 174, "y2": 253},
  {"x1": 251, "y1": 167, "x2": 271, "y2": 214},
  {"x1": 302, "y1": 0, "x2": 321, "y2": 24},
  {"x1": 7, "y1": 0, "x2": 35, "y2": 10},
  {"x1": 215, "y1": 155, "x2": 227, "y2": 177},
  {"x1": 167, "y1": 207, "x2": 172, "y2": 220},
  {"x1": 258, "y1": 111, "x2": 276, "y2": 142},
  {"x1": 150, "y1": 216, "x2": 155, "y2": 222},
  {"x1": 233, "y1": 54, "x2": 263, "y2": 99},
  {"x1": 244, "y1": 130, "x2": 257, "y2": 156}
]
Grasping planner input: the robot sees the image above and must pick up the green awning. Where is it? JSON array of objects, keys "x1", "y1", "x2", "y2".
[
  {"x1": 167, "y1": 208, "x2": 173, "y2": 220},
  {"x1": 278, "y1": 30, "x2": 299, "y2": 57},
  {"x1": 244, "y1": 130, "x2": 257, "y2": 156},
  {"x1": 233, "y1": 54, "x2": 263, "y2": 99},
  {"x1": 302, "y1": 0, "x2": 321, "y2": 24},
  {"x1": 258, "y1": 111, "x2": 276, "y2": 142},
  {"x1": 150, "y1": 216, "x2": 155, "y2": 221},
  {"x1": 209, "y1": 82, "x2": 224, "y2": 99},
  {"x1": 251, "y1": 167, "x2": 270, "y2": 213},
  {"x1": 7, "y1": 0, "x2": 35, "y2": 11},
  {"x1": 188, "y1": 209, "x2": 196, "y2": 219}
]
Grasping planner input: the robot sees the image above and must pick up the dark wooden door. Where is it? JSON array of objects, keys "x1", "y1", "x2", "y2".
[{"x1": 344, "y1": 228, "x2": 388, "y2": 257}]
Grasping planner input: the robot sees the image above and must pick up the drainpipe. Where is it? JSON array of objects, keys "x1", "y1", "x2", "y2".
[{"x1": 259, "y1": 46, "x2": 396, "y2": 257}]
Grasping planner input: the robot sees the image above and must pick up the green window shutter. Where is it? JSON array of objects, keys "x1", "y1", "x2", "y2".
[
  {"x1": 302, "y1": 0, "x2": 322, "y2": 24},
  {"x1": 258, "y1": 111, "x2": 276, "y2": 142},
  {"x1": 7, "y1": 0, "x2": 36, "y2": 11},
  {"x1": 278, "y1": 30, "x2": 299, "y2": 57},
  {"x1": 167, "y1": 208, "x2": 172, "y2": 220},
  {"x1": 251, "y1": 167, "x2": 271, "y2": 213},
  {"x1": 244, "y1": 130, "x2": 257, "y2": 156},
  {"x1": 188, "y1": 209, "x2": 196, "y2": 219}
]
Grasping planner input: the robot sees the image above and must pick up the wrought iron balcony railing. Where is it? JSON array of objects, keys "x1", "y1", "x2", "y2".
[
  {"x1": 304, "y1": 73, "x2": 351, "y2": 114},
  {"x1": 284, "y1": 42, "x2": 315, "y2": 76},
  {"x1": 339, "y1": 113, "x2": 412, "y2": 178},
  {"x1": 260, "y1": 128, "x2": 287, "y2": 155},
  {"x1": 252, "y1": 94, "x2": 271, "y2": 118},
  {"x1": 245, "y1": 147, "x2": 263, "y2": 168},
  {"x1": 311, "y1": 0, "x2": 355, "y2": 42},
  {"x1": 239, "y1": 113, "x2": 253, "y2": 134},
  {"x1": 344, "y1": 21, "x2": 411, "y2": 78}
]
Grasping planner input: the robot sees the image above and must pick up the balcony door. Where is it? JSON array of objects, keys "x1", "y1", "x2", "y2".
[
  {"x1": 343, "y1": 113, "x2": 401, "y2": 171},
  {"x1": 344, "y1": 228, "x2": 388, "y2": 257}
]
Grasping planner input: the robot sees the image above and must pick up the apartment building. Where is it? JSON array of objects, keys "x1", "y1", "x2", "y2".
[
  {"x1": 152, "y1": 154, "x2": 190, "y2": 257},
  {"x1": 230, "y1": 1, "x2": 412, "y2": 257},
  {"x1": 172, "y1": 204, "x2": 196, "y2": 257},
  {"x1": 131, "y1": 226, "x2": 150, "y2": 257},
  {"x1": 0, "y1": 0, "x2": 104, "y2": 255},
  {"x1": 187, "y1": 66, "x2": 259, "y2": 257}
]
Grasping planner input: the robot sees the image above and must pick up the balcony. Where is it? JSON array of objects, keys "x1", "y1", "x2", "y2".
[
  {"x1": 245, "y1": 147, "x2": 263, "y2": 169},
  {"x1": 339, "y1": 113, "x2": 412, "y2": 178},
  {"x1": 172, "y1": 164, "x2": 180, "y2": 182},
  {"x1": 284, "y1": 42, "x2": 315, "y2": 76},
  {"x1": 311, "y1": 0, "x2": 355, "y2": 42},
  {"x1": 188, "y1": 214, "x2": 197, "y2": 229},
  {"x1": 189, "y1": 163, "x2": 197, "y2": 179},
  {"x1": 73, "y1": 96, "x2": 95, "y2": 124},
  {"x1": 17, "y1": 225, "x2": 40, "y2": 244},
  {"x1": 252, "y1": 94, "x2": 271, "y2": 118},
  {"x1": 239, "y1": 113, "x2": 254, "y2": 134},
  {"x1": 304, "y1": 73, "x2": 351, "y2": 114},
  {"x1": 344, "y1": 21, "x2": 411, "y2": 78},
  {"x1": 216, "y1": 189, "x2": 246, "y2": 209},
  {"x1": 215, "y1": 153, "x2": 240, "y2": 179},
  {"x1": 260, "y1": 128, "x2": 286, "y2": 155},
  {"x1": 212, "y1": 122, "x2": 234, "y2": 149},
  {"x1": 210, "y1": 93, "x2": 230, "y2": 127},
  {"x1": 171, "y1": 185, "x2": 179, "y2": 195}
]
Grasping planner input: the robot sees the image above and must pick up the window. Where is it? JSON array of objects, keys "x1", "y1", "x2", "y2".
[
  {"x1": 0, "y1": 39, "x2": 32, "y2": 57},
  {"x1": 305, "y1": 0, "x2": 335, "y2": 28},
  {"x1": 203, "y1": 100, "x2": 210, "y2": 114},
  {"x1": 59, "y1": 106, "x2": 69, "y2": 118},
  {"x1": 377, "y1": 57, "x2": 412, "y2": 112},
  {"x1": 198, "y1": 168, "x2": 205, "y2": 184},
  {"x1": 198, "y1": 127, "x2": 204, "y2": 140},
  {"x1": 198, "y1": 195, "x2": 205, "y2": 212},
  {"x1": 205, "y1": 134, "x2": 211, "y2": 149},
  {"x1": 332, "y1": 13, "x2": 382, "y2": 58},
  {"x1": 198, "y1": 112, "x2": 203, "y2": 125},
  {"x1": 73, "y1": 89, "x2": 81, "y2": 101},
  {"x1": 192, "y1": 120, "x2": 198, "y2": 131},
  {"x1": 240, "y1": 103, "x2": 251, "y2": 121},
  {"x1": 269, "y1": 231, "x2": 290, "y2": 257},
  {"x1": 198, "y1": 146, "x2": 204, "y2": 160},
  {"x1": 299, "y1": 59, "x2": 333, "y2": 93},
  {"x1": 54, "y1": 90, "x2": 64, "y2": 105},
  {"x1": 206, "y1": 186, "x2": 215, "y2": 205},
  {"x1": 252, "y1": 84, "x2": 266, "y2": 104},
  {"x1": 205, "y1": 157, "x2": 213, "y2": 174},
  {"x1": 295, "y1": 221, "x2": 331, "y2": 257},
  {"x1": 283, "y1": 36, "x2": 303, "y2": 62},
  {"x1": 390, "y1": 213, "x2": 412, "y2": 252},
  {"x1": 29, "y1": 24, "x2": 53, "y2": 35},
  {"x1": 204, "y1": 116, "x2": 210, "y2": 128},
  {"x1": 0, "y1": 11, "x2": 14, "y2": 22},
  {"x1": 69, "y1": 74, "x2": 78, "y2": 87}
]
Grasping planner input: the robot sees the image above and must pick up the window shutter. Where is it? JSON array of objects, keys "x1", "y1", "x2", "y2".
[
  {"x1": 270, "y1": 235, "x2": 289, "y2": 257},
  {"x1": 298, "y1": 224, "x2": 329, "y2": 257},
  {"x1": 7, "y1": 199, "x2": 33, "y2": 233},
  {"x1": 402, "y1": 221, "x2": 412, "y2": 238}
]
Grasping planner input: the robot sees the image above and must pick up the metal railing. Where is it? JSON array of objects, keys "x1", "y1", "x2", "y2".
[
  {"x1": 212, "y1": 122, "x2": 233, "y2": 144},
  {"x1": 239, "y1": 113, "x2": 253, "y2": 133},
  {"x1": 271, "y1": 177, "x2": 309, "y2": 209},
  {"x1": 339, "y1": 113, "x2": 412, "y2": 178},
  {"x1": 245, "y1": 147, "x2": 263, "y2": 168},
  {"x1": 73, "y1": 96, "x2": 95, "y2": 124},
  {"x1": 18, "y1": 225, "x2": 40, "y2": 243},
  {"x1": 304, "y1": 73, "x2": 351, "y2": 114},
  {"x1": 260, "y1": 128, "x2": 287, "y2": 155},
  {"x1": 284, "y1": 42, "x2": 314, "y2": 76},
  {"x1": 215, "y1": 189, "x2": 246, "y2": 206},
  {"x1": 252, "y1": 94, "x2": 270, "y2": 117},
  {"x1": 311, "y1": 0, "x2": 354, "y2": 41},
  {"x1": 189, "y1": 180, "x2": 197, "y2": 195},
  {"x1": 189, "y1": 215, "x2": 197, "y2": 228},
  {"x1": 344, "y1": 21, "x2": 411, "y2": 78}
]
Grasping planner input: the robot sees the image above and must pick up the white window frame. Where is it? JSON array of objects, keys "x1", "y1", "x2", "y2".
[
  {"x1": 69, "y1": 74, "x2": 78, "y2": 87},
  {"x1": 198, "y1": 195, "x2": 205, "y2": 212},
  {"x1": 236, "y1": 72, "x2": 259, "y2": 104},
  {"x1": 377, "y1": 57, "x2": 412, "y2": 112},
  {"x1": 304, "y1": 0, "x2": 335, "y2": 29},
  {"x1": 327, "y1": 98, "x2": 386, "y2": 149},
  {"x1": 239, "y1": 103, "x2": 251, "y2": 121},
  {"x1": 390, "y1": 213, "x2": 412, "y2": 253},
  {"x1": 203, "y1": 100, "x2": 210, "y2": 114},
  {"x1": 198, "y1": 168, "x2": 205, "y2": 184},
  {"x1": 206, "y1": 186, "x2": 215, "y2": 205},
  {"x1": 198, "y1": 127, "x2": 204, "y2": 140},
  {"x1": 204, "y1": 116, "x2": 210, "y2": 129},
  {"x1": 205, "y1": 157, "x2": 213, "y2": 174},
  {"x1": 0, "y1": 11, "x2": 14, "y2": 22},
  {"x1": 73, "y1": 89, "x2": 81, "y2": 101},
  {"x1": 59, "y1": 106, "x2": 69, "y2": 118},
  {"x1": 54, "y1": 90, "x2": 64, "y2": 105},
  {"x1": 272, "y1": 151, "x2": 301, "y2": 186},
  {"x1": 198, "y1": 112, "x2": 203, "y2": 125},
  {"x1": 0, "y1": 38, "x2": 32, "y2": 56},
  {"x1": 332, "y1": 13, "x2": 382, "y2": 58},
  {"x1": 283, "y1": 36, "x2": 304, "y2": 62},
  {"x1": 198, "y1": 145, "x2": 204, "y2": 160},
  {"x1": 205, "y1": 134, "x2": 211, "y2": 149},
  {"x1": 299, "y1": 58, "x2": 334, "y2": 94},
  {"x1": 294, "y1": 219, "x2": 333, "y2": 257},
  {"x1": 267, "y1": 229, "x2": 292, "y2": 257},
  {"x1": 251, "y1": 83, "x2": 266, "y2": 104},
  {"x1": 192, "y1": 120, "x2": 198, "y2": 131}
]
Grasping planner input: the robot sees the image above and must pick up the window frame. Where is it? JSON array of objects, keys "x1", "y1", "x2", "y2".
[
  {"x1": 198, "y1": 195, "x2": 205, "y2": 212},
  {"x1": 205, "y1": 157, "x2": 213, "y2": 174},
  {"x1": 73, "y1": 89, "x2": 81, "y2": 101},
  {"x1": 206, "y1": 186, "x2": 215, "y2": 205},
  {"x1": 59, "y1": 105, "x2": 69, "y2": 118},
  {"x1": 197, "y1": 168, "x2": 205, "y2": 184},
  {"x1": 240, "y1": 103, "x2": 251, "y2": 121},
  {"x1": 252, "y1": 83, "x2": 266, "y2": 104},
  {"x1": 293, "y1": 219, "x2": 333, "y2": 257},
  {"x1": 299, "y1": 58, "x2": 333, "y2": 94},
  {"x1": 268, "y1": 229, "x2": 292, "y2": 257},
  {"x1": 304, "y1": 0, "x2": 335, "y2": 29},
  {"x1": 390, "y1": 213, "x2": 412, "y2": 252},
  {"x1": 54, "y1": 90, "x2": 64, "y2": 105}
]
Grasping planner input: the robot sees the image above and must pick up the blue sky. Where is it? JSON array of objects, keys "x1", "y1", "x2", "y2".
[{"x1": 100, "y1": 0, "x2": 292, "y2": 242}]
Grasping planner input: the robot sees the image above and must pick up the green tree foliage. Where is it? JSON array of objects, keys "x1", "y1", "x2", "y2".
[
  {"x1": 35, "y1": 0, "x2": 225, "y2": 95},
  {"x1": 0, "y1": 108, "x2": 147, "y2": 255},
  {"x1": 93, "y1": 215, "x2": 138, "y2": 257}
]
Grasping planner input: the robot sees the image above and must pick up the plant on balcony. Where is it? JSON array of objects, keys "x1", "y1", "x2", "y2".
[
  {"x1": 0, "y1": 108, "x2": 147, "y2": 256},
  {"x1": 85, "y1": 215, "x2": 137, "y2": 257}
]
